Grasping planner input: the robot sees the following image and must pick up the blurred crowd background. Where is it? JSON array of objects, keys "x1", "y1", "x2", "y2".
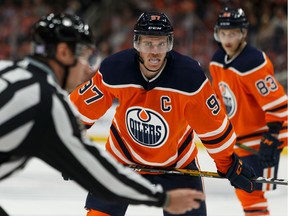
[{"x1": 0, "y1": 0, "x2": 286, "y2": 89}]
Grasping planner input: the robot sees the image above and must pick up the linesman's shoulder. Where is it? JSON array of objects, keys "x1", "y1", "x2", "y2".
[{"x1": 0, "y1": 60, "x2": 14, "y2": 72}]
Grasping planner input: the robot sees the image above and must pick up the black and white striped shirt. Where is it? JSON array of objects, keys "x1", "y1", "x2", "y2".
[{"x1": 0, "y1": 57, "x2": 165, "y2": 207}]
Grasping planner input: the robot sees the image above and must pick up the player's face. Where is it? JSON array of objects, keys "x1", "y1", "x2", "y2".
[
  {"x1": 66, "y1": 44, "x2": 95, "y2": 93},
  {"x1": 217, "y1": 29, "x2": 245, "y2": 57},
  {"x1": 138, "y1": 35, "x2": 168, "y2": 74},
  {"x1": 66, "y1": 60, "x2": 94, "y2": 93}
]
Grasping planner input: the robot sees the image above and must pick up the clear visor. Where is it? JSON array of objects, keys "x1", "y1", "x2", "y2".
[
  {"x1": 134, "y1": 35, "x2": 173, "y2": 53},
  {"x1": 214, "y1": 28, "x2": 246, "y2": 42}
]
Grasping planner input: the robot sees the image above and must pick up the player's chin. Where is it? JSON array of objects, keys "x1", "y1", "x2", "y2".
[
  {"x1": 147, "y1": 65, "x2": 162, "y2": 72},
  {"x1": 223, "y1": 47, "x2": 235, "y2": 54}
]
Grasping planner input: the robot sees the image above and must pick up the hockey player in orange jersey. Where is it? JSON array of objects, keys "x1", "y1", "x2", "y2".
[
  {"x1": 70, "y1": 12, "x2": 257, "y2": 216},
  {"x1": 209, "y1": 7, "x2": 288, "y2": 216}
]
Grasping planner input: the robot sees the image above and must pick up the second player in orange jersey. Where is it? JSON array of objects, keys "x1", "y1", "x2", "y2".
[{"x1": 210, "y1": 7, "x2": 288, "y2": 216}]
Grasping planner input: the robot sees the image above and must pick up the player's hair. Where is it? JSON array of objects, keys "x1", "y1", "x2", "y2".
[
  {"x1": 133, "y1": 12, "x2": 174, "y2": 52},
  {"x1": 214, "y1": 7, "x2": 249, "y2": 42},
  {"x1": 31, "y1": 13, "x2": 94, "y2": 58}
]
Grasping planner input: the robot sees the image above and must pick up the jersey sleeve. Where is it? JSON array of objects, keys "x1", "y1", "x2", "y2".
[
  {"x1": 185, "y1": 79, "x2": 235, "y2": 174},
  {"x1": 69, "y1": 70, "x2": 115, "y2": 125},
  {"x1": 240, "y1": 54, "x2": 288, "y2": 124}
]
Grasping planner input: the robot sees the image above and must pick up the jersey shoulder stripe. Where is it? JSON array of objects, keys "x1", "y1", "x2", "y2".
[
  {"x1": 211, "y1": 45, "x2": 266, "y2": 74},
  {"x1": 164, "y1": 51, "x2": 207, "y2": 93}
]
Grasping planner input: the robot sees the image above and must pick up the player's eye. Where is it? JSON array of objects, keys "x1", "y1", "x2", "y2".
[
  {"x1": 158, "y1": 42, "x2": 166, "y2": 47},
  {"x1": 143, "y1": 42, "x2": 152, "y2": 47}
]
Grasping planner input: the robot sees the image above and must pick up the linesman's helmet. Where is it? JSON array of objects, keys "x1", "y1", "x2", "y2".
[
  {"x1": 32, "y1": 13, "x2": 94, "y2": 58},
  {"x1": 133, "y1": 12, "x2": 174, "y2": 52},
  {"x1": 214, "y1": 7, "x2": 249, "y2": 41}
]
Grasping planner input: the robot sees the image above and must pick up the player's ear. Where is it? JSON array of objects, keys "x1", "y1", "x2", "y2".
[{"x1": 242, "y1": 29, "x2": 248, "y2": 38}]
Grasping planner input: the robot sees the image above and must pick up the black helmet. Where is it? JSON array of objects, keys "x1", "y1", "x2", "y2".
[
  {"x1": 32, "y1": 13, "x2": 94, "y2": 57},
  {"x1": 214, "y1": 7, "x2": 249, "y2": 42},
  {"x1": 215, "y1": 7, "x2": 249, "y2": 29},
  {"x1": 133, "y1": 12, "x2": 174, "y2": 52},
  {"x1": 134, "y1": 12, "x2": 173, "y2": 36}
]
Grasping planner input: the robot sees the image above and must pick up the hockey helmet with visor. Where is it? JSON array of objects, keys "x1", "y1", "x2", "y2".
[
  {"x1": 133, "y1": 12, "x2": 174, "y2": 53},
  {"x1": 214, "y1": 7, "x2": 249, "y2": 42}
]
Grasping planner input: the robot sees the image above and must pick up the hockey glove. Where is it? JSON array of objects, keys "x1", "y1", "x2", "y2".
[
  {"x1": 218, "y1": 154, "x2": 256, "y2": 193},
  {"x1": 258, "y1": 132, "x2": 281, "y2": 168}
]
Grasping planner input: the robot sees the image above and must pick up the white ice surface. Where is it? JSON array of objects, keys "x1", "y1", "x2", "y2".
[{"x1": 0, "y1": 148, "x2": 287, "y2": 216}]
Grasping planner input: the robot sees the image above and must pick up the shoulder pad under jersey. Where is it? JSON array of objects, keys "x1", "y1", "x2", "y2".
[
  {"x1": 211, "y1": 45, "x2": 266, "y2": 74},
  {"x1": 162, "y1": 50, "x2": 208, "y2": 93},
  {"x1": 232, "y1": 45, "x2": 266, "y2": 73},
  {"x1": 99, "y1": 49, "x2": 142, "y2": 85}
]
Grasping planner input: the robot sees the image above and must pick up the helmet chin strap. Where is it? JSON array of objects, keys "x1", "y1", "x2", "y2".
[{"x1": 53, "y1": 57, "x2": 78, "y2": 89}]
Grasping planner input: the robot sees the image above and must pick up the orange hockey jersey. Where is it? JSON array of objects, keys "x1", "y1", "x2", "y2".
[
  {"x1": 209, "y1": 45, "x2": 288, "y2": 157},
  {"x1": 70, "y1": 49, "x2": 237, "y2": 173}
]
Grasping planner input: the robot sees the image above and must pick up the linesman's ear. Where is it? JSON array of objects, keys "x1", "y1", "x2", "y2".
[{"x1": 55, "y1": 42, "x2": 74, "y2": 64}]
